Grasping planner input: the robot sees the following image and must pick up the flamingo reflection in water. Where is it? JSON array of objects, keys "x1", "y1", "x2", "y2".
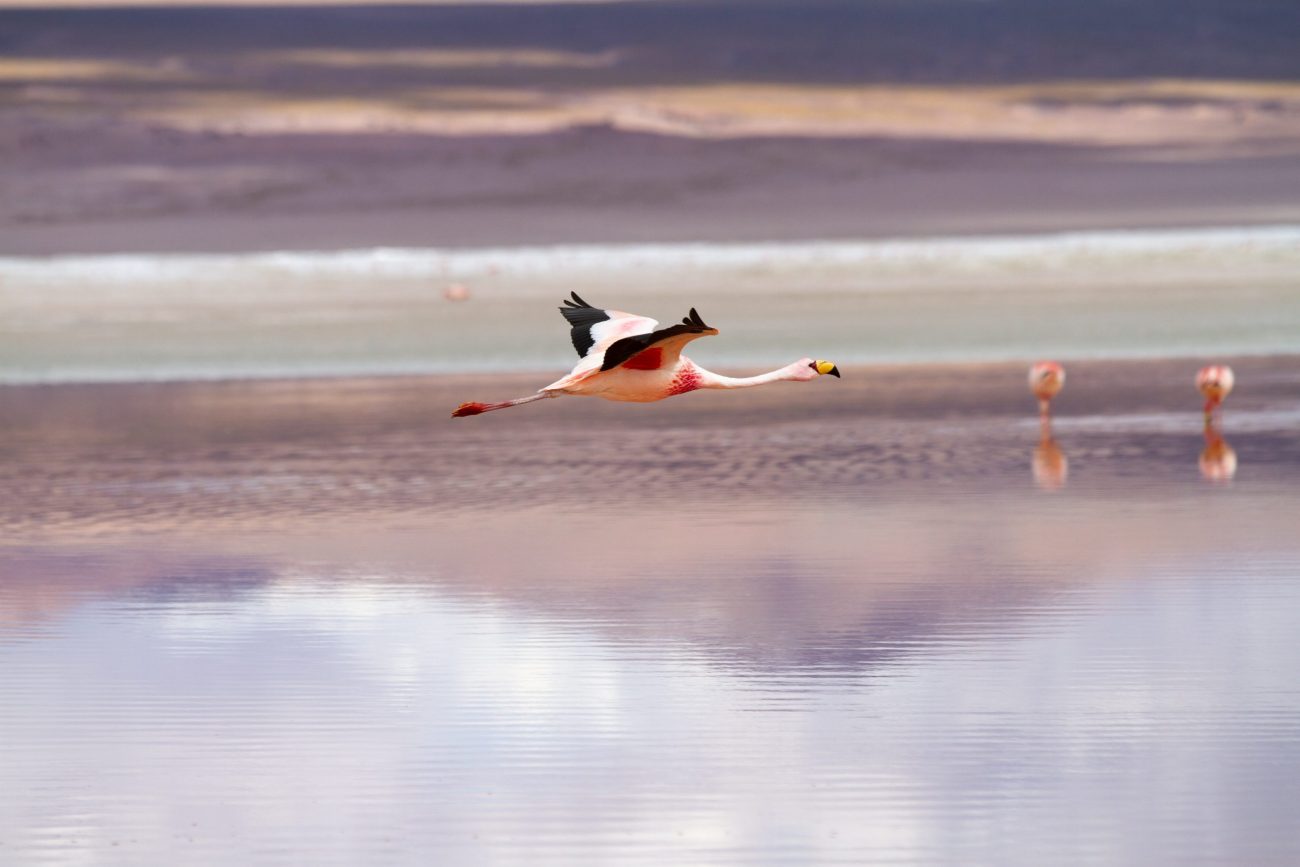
[{"x1": 1200, "y1": 423, "x2": 1237, "y2": 483}]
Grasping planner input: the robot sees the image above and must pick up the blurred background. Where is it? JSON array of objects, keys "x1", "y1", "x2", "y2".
[{"x1": 2, "y1": 0, "x2": 1299, "y2": 381}]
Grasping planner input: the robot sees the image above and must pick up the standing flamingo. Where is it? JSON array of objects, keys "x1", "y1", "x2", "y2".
[
  {"x1": 1028, "y1": 362, "x2": 1067, "y2": 490},
  {"x1": 1196, "y1": 364, "x2": 1234, "y2": 420},
  {"x1": 452, "y1": 292, "x2": 840, "y2": 417},
  {"x1": 1028, "y1": 361, "x2": 1065, "y2": 434}
]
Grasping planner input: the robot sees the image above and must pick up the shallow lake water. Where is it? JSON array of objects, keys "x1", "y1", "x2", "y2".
[
  {"x1": 3, "y1": 369, "x2": 1300, "y2": 865},
  {"x1": 4, "y1": 226, "x2": 1300, "y2": 383}
]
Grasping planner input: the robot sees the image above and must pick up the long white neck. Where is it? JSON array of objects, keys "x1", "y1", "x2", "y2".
[{"x1": 695, "y1": 360, "x2": 809, "y2": 390}]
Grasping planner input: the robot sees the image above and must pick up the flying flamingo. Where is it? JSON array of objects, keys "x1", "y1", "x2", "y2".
[
  {"x1": 1196, "y1": 364, "x2": 1234, "y2": 420},
  {"x1": 452, "y1": 292, "x2": 841, "y2": 417},
  {"x1": 1028, "y1": 361, "x2": 1065, "y2": 434}
]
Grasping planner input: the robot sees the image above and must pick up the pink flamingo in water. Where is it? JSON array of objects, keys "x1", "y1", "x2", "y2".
[
  {"x1": 452, "y1": 293, "x2": 840, "y2": 417},
  {"x1": 1028, "y1": 361, "x2": 1068, "y2": 489},
  {"x1": 1029, "y1": 361, "x2": 1065, "y2": 433},
  {"x1": 1196, "y1": 364, "x2": 1234, "y2": 420},
  {"x1": 1196, "y1": 364, "x2": 1237, "y2": 481}
]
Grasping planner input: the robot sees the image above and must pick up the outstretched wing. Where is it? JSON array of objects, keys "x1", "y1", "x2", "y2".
[
  {"x1": 559, "y1": 292, "x2": 657, "y2": 358},
  {"x1": 600, "y1": 307, "x2": 719, "y2": 372}
]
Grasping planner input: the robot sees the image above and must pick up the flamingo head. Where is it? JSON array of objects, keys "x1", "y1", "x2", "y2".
[
  {"x1": 1196, "y1": 365, "x2": 1234, "y2": 410},
  {"x1": 794, "y1": 358, "x2": 841, "y2": 381},
  {"x1": 1029, "y1": 361, "x2": 1065, "y2": 402}
]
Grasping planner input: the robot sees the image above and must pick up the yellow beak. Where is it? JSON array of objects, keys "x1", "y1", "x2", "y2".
[{"x1": 814, "y1": 360, "x2": 841, "y2": 378}]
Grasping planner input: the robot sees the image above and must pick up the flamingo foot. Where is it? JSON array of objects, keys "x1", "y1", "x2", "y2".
[
  {"x1": 452, "y1": 402, "x2": 490, "y2": 417},
  {"x1": 451, "y1": 392, "x2": 554, "y2": 418}
]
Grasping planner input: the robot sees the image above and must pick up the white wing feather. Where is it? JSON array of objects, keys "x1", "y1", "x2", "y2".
[
  {"x1": 545, "y1": 310, "x2": 659, "y2": 391},
  {"x1": 586, "y1": 311, "x2": 658, "y2": 356}
]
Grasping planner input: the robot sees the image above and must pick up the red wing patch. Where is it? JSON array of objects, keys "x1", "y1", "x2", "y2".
[{"x1": 621, "y1": 347, "x2": 664, "y2": 371}]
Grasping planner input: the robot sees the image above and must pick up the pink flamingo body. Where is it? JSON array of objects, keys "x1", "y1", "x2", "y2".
[
  {"x1": 453, "y1": 293, "x2": 840, "y2": 417},
  {"x1": 1028, "y1": 361, "x2": 1065, "y2": 436},
  {"x1": 1196, "y1": 364, "x2": 1234, "y2": 418}
]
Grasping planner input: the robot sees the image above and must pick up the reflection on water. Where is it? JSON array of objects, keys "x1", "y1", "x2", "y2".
[
  {"x1": 4, "y1": 484, "x2": 1300, "y2": 865},
  {"x1": 1200, "y1": 419, "x2": 1239, "y2": 483},
  {"x1": 1032, "y1": 433, "x2": 1069, "y2": 490},
  {"x1": 1028, "y1": 362, "x2": 1068, "y2": 490}
]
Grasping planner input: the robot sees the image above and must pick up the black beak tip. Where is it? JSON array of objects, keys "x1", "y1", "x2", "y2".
[{"x1": 829, "y1": 366, "x2": 841, "y2": 378}]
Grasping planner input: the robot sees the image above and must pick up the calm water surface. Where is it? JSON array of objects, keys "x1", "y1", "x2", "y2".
[
  {"x1": 3, "y1": 479, "x2": 1300, "y2": 865},
  {"x1": 3, "y1": 368, "x2": 1300, "y2": 865}
]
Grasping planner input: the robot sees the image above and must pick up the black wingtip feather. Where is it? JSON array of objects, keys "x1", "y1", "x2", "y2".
[
  {"x1": 682, "y1": 308, "x2": 711, "y2": 329},
  {"x1": 558, "y1": 292, "x2": 610, "y2": 356}
]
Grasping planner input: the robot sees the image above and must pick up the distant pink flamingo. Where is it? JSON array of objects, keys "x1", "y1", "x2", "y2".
[
  {"x1": 1028, "y1": 361, "x2": 1065, "y2": 433},
  {"x1": 452, "y1": 292, "x2": 840, "y2": 417},
  {"x1": 1196, "y1": 364, "x2": 1234, "y2": 419},
  {"x1": 1028, "y1": 362, "x2": 1068, "y2": 490}
]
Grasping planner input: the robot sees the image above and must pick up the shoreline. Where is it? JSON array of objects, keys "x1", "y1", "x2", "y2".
[
  {"x1": 5, "y1": 224, "x2": 1298, "y2": 386},
  {"x1": 4, "y1": 220, "x2": 1298, "y2": 259}
]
